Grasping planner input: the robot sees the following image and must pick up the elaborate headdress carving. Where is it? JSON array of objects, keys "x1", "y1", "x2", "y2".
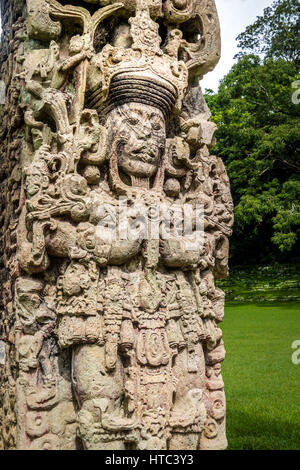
[{"x1": 86, "y1": 0, "x2": 188, "y2": 119}]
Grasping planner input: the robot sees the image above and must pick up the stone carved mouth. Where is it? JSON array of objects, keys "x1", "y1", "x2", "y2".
[
  {"x1": 135, "y1": 153, "x2": 156, "y2": 163},
  {"x1": 131, "y1": 146, "x2": 157, "y2": 163}
]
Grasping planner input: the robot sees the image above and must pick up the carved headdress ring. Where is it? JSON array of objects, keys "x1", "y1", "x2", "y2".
[{"x1": 86, "y1": 0, "x2": 188, "y2": 120}]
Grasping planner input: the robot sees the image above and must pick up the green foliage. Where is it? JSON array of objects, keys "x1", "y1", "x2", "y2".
[
  {"x1": 206, "y1": 57, "x2": 300, "y2": 261},
  {"x1": 204, "y1": 0, "x2": 300, "y2": 264},
  {"x1": 236, "y1": 0, "x2": 300, "y2": 65}
]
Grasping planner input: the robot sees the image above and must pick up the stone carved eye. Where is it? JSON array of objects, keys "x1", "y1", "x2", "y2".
[{"x1": 127, "y1": 118, "x2": 139, "y2": 126}]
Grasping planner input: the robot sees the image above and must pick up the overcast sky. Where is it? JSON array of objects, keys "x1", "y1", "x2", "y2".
[{"x1": 201, "y1": 0, "x2": 274, "y2": 92}]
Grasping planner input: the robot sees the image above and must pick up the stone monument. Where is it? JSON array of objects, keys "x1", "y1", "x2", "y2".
[{"x1": 0, "y1": 0, "x2": 233, "y2": 450}]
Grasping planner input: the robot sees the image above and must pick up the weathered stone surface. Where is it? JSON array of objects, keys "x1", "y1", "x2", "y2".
[{"x1": 0, "y1": 0, "x2": 233, "y2": 450}]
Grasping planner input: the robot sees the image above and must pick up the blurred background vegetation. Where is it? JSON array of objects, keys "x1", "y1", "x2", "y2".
[{"x1": 205, "y1": 0, "x2": 300, "y2": 267}]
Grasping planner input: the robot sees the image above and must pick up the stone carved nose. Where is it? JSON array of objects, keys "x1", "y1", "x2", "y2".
[{"x1": 141, "y1": 122, "x2": 152, "y2": 138}]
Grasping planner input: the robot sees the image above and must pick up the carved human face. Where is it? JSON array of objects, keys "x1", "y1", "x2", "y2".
[
  {"x1": 109, "y1": 103, "x2": 166, "y2": 179},
  {"x1": 69, "y1": 35, "x2": 84, "y2": 55},
  {"x1": 16, "y1": 282, "x2": 42, "y2": 331},
  {"x1": 63, "y1": 262, "x2": 90, "y2": 296},
  {"x1": 25, "y1": 167, "x2": 49, "y2": 197},
  {"x1": 17, "y1": 291, "x2": 41, "y2": 316}
]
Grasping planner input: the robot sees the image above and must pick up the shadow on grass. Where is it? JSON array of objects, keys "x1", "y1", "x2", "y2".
[{"x1": 226, "y1": 408, "x2": 300, "y2": 450}]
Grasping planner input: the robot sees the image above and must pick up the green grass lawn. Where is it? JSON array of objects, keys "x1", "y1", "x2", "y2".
[{"x1": 221, "y1": 302, "x2": 300, "y2": 450}]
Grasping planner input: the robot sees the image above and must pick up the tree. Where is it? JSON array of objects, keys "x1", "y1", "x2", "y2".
[
  {"x1": 236, "y1": 0, "x2": 300, "y2": 66},
  {"x1": 205, "y1": 55, "x2": 300, "y2": 264},
  {"x1": 204, "y1": 0, "x2": 300, "y2": 265}
]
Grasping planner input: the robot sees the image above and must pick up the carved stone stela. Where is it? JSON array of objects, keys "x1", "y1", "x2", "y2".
[{"x1": 0, "y1": 0, "x2": 233, "y2": 450}]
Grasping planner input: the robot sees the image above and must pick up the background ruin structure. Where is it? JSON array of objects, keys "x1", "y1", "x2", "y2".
[{"x1": 0, "y1": 0, "x2": 233, "y2": 450}]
